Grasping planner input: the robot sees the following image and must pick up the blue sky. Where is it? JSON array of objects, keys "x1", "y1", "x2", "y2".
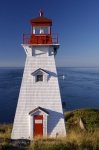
[{"x1": 0, "y1": 0, "x2": 99, "y2": 67}]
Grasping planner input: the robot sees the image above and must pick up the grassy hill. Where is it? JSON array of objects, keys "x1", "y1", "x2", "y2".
[
  {"x1": 0, "y1": 108, "x2": 99, "y2": 150},
  {"x1": 65, "y1": 108, "x2": 99, "y2": 131}
]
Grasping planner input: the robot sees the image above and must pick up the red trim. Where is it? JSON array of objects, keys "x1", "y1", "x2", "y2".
[
  {"x1": 23, "y1": 33, "x2": 58, "y2": 44},
  {"x1": 31, "y1": 16, "x2": 52, "y2": 23},
  {"x1": 31, "y1": 23, "x2": 52, "y2": 26}
]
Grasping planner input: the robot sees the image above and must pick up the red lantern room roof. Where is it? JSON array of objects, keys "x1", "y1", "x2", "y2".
[{"x1": 30, "y1": 10, "x2": 52, "y2": 26}]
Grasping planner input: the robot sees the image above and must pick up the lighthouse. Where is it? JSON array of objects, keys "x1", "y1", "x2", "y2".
[{"x1": 11, "y1": 11, "x2": 66, "y2": 140}]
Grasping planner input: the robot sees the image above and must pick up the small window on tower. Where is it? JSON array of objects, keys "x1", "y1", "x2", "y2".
[{"x1": 36, "y1": 75, "x2": 43, "y2": 82}]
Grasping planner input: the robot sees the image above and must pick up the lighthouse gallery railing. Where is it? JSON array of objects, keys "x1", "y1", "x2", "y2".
[{"x1": 23, "y1": 34, "x2": 58, "y2": 44}]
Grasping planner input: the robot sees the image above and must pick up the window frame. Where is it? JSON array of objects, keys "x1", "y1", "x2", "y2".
[{"x1": 36, "y1": 74, "x2": 43, "y2": 82}]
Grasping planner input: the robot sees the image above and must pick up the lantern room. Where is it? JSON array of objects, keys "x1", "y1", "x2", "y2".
[
  {"x1": 31, "y1": 10, "x2": 52, "y2": 35},
  {"x1": 23, "y1": 10, "x2": 58, "y2": 44}
]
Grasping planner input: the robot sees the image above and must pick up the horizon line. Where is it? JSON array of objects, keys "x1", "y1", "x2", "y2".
[{"x1": 0, "y1": 66, "x2": 99, "y2": 68}]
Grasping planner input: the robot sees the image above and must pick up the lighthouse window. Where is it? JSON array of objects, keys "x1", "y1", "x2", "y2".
[
  {"x1": 40, "y1": 27, "x2": 49, "y2": 34},
  {"x1": 36, "y1": 75, "x2": 43, "y2": 82},
  {"x1": 34, "y1": 27, "x2": 49, "y2": 34},
  {"x1": 34, "y1": 27, "x2": 40, "y2": 34}
]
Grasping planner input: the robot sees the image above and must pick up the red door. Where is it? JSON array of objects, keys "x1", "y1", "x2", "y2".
[{"x1": 34, "y1": 115, "x2": 43, "y2": 137}]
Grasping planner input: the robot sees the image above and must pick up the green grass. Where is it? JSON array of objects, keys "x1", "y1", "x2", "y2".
[
  {"x1": 65, "y1": 108, "x2": 99, "y2": 131},
  {"x1": 0, "y1": 108, "x2": 99, "y2": 150}
]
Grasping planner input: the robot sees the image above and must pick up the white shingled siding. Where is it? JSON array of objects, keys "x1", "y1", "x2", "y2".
[{"x1": 11, "y1": 45, "x2": 66, "y2": 140}]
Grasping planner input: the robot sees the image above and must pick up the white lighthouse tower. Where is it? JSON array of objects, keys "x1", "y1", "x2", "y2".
[{"x1": 11, "y1": 11, "x2": 66, "y2": 140}]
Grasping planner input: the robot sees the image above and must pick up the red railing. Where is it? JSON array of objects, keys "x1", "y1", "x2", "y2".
[{"x1": 23, "y1": 34, "x2": 58, "y2": 44}]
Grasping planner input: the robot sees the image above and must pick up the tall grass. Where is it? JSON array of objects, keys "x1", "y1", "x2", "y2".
[
  {"x1": 0, "y1": 124, "x2": 12, "y2": 140},
  {"x1": 28, "y1": 130, "x2": 99, "y2": 150}
]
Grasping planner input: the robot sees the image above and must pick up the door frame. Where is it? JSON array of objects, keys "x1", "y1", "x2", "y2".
[{"x1": 29, "y1": 107, "x2": 49, "y2": 140}]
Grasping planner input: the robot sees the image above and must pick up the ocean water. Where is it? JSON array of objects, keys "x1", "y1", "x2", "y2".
[{"x1": 0, "y1": 67, "x2": 99, "y2": 123}]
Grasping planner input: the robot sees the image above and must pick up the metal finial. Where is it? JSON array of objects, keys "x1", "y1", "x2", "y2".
[{"x1": 39, "y1": 10, "x2": 44, "y2": 17}]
